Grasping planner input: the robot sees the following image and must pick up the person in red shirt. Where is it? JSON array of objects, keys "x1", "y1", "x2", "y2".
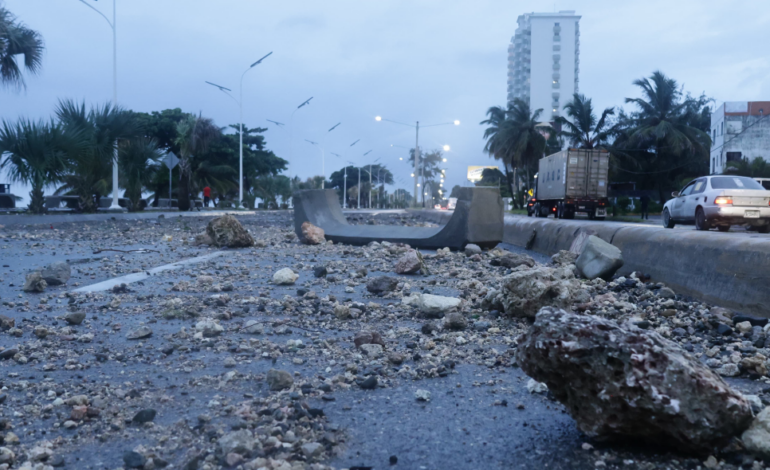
[{"x1": 203, "y1": 186, "x2": 211, "y2": 208}]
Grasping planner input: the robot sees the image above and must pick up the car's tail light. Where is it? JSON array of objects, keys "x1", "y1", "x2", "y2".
[
  {"x1": 552, "y1": 207, "x2": 557, "y2": 212},
  {"x1": 714, "y1": 196, "x2": 733, "y2": 205}
]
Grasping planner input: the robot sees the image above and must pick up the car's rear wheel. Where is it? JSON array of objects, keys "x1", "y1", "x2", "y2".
[
  {"x1": 695, "y1": 208, "x2": 711, "y2": 231},
  {"x1": 759, "y1": 225, "x2": 770, "y2": 234},
  {"x1": 717, "y1": 225, "x2": 730, "y2": 232},
  {"x1": 662, "y1": 209, "x2": 675, "y2": 229}
]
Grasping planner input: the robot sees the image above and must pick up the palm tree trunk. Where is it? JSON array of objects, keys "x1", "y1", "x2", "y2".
[
  {"x1": 178, "y1": 158, "x2": 191, "y2": 211},
  {"x1": 503, "y1": 164, "x2": 515, "y2": 207},
  {"x1": 28, "y1": 183, "x2": 46, "y2": 214}
]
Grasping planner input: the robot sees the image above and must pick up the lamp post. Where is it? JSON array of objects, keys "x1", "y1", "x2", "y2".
[
  {"x1": 305, "y1": 123, "x2": 341, "y2": 189},
  {"x1": 205, "y1": 51, "x2": 272, "y2": 208},
  {"x1": 78, "y1": 0, "x2": 121, "y2": 210},
  {"x1": 287, "y1": 97, "x2": 312, "y2": 175},
  {"x1": 367, "y1": 157, "x2": 380, "y2": 209}
]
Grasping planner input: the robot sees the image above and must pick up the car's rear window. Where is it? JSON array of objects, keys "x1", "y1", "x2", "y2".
[{"x1": 710, "y1": 177, "x2": 765, "y2": 190}]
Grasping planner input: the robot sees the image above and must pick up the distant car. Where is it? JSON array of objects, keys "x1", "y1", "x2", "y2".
[
  {"x1": 526, "y1": 197, "x2": 536, "y2": 216},
  {"x1": 662, "y1": 175, "x2": 770, "y2": 232}
]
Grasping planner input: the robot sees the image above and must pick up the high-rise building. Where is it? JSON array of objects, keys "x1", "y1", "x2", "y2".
[{"x1": 507, "y1": 10, "x2": 581, "y2": 122}]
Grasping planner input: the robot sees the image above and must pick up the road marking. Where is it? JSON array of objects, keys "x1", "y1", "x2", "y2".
[{"x1": 72, "y1": 250, "x2": 231, "y2": 293}]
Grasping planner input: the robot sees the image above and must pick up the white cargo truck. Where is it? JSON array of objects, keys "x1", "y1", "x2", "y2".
[{"x1": 532, "y1": 149, "x2": 610, "y2": 220}]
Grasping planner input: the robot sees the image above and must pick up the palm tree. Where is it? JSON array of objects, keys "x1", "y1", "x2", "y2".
[
  {"x1": 725, "y1": 157, "x2": 770, "y2": 178},
  {"x1": 55, "y1": 100, "x2": 139, "y2": 212},
  {"x1": 613, "y1": 71, "x2": 711, "y2": 201},
  {"x1": 0, "y1": 5, "x2": 44, "y2": 90},
  {"x1": 174, "y1": 115, "x2": 221, "y2": 211},
  {"x1": 480, "y1": 105, "x2": 516, "y2": 198},
  {"x1": 556, "y1": 93, "x2": 614, "y2": 149},
  {"x1": 0, "y1": 119, "x2": 69, "y2": 213},
  {"x1": 119, "y1": 137, "x2": 161, "y2": 211}
]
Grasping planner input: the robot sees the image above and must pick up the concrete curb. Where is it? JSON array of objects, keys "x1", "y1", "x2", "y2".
[{"x1": 503, "y1": 216, "x2": 770, "y2": 316}]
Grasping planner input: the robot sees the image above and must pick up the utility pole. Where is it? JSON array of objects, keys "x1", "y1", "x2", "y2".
[{"x1": 413, "y1": 121, "x2": 420, "y2": 207}]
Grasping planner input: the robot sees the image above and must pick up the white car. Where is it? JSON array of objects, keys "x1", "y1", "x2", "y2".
[{"x1": 662, "y1": 175, "x2": 770, "y2": 233}]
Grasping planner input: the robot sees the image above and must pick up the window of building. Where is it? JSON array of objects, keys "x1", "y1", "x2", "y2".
[
  {"x1": 553, "y1": 35, "x2": 561, "y2": 42},
  {"x1": 553, "y1": 45, "x2": 561, "y2": 51},
  {"x1": 721, "y1": 122, "x2": 724, "y2": 135}
]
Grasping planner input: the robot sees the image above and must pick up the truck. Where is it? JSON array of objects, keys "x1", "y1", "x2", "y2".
[{"x1": 532, "y1": 148, "x2": 610, "y2": 220}]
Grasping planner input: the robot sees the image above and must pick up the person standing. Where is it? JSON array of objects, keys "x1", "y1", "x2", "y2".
[
  {"x1": 640, "y1": 194, "x2": 650, "y2": 220},
  {"x1": 203, "y1": 186, "x2": 211, "y2": 208}
]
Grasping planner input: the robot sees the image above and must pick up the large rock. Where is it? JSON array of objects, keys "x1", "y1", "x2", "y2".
[
  {"x1": 483, "y1": 265, "x2": 580, "y2": 318},
  {"x1": 205, "y1": 215, "x2": 254, "y2": 248},
  {"x1": 516, "y1": 307, "x2": 753, "y2": 452},
  {"x1": 394, "y1": 250, "x2": 424, "y2": 275},
  {"x1": 550, "y1": 250, "x2": 578, "y2": 266},
  {"x1": 366, "y1": 276, "x2": 399, "y2": 294},
  {"x1": 300, "y1": 222, "x2": 326, "y2": 245},
  {"x1": 22, "y1": 272, "x2": 47, "y2": 293},
  {"x1": 742, "y1": 407, "x2": 770, "y2": 459},
  {"x1": 576, "y1": 235, "x2": 623, "y2": 280},
  {"x1": 273, "y1": 268, "x2": 299, "y2": 285},
  {"x1": 40, "y1": 261, "x2": 71, "y2": 285}
]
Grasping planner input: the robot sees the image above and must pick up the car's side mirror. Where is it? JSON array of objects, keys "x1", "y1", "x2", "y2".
[{"x1": 671, "y1": 191, "x2": 680, "y2": 198}]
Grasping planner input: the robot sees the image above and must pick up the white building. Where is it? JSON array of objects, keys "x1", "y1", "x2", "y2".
[
  {"x1": 710, "y1": 101, "x2": 770, "y2": 174},
  {"x1": 507, "y1": 10, "x2": 581, "y2": 121}
]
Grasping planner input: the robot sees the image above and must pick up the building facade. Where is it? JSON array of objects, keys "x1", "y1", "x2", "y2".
[
  {"x1": 710, "y1": 101, "x2": 770, "y2": 174},
  {"x1": 507, "y1": 10, "x2": 581, "y2": 121}
]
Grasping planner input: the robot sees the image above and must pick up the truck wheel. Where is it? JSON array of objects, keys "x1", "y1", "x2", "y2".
[
  {"x1": 594, "y1": 217, "x2": 605, "y2": 221},
  {"x1": 695, "y1": 208, "x2": 711, "y2": 231},
  {"x1": 717, "y1": 225, "x2": 730, "y2": 232},
  {"x1": 565, "y1": 208, "x2": 575, "y2": 220},
  {"x1": 662, "y1": 209, "x2": 675, "y2": 229}
]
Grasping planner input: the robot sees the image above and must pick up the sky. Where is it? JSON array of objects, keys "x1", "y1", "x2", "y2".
[{"x1": 2, "y1": 0, "x2": 770, "y2": 204}]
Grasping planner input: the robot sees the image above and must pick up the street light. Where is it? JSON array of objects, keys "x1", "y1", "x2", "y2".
[
  {"x1": 206, "y1": 51, "x2": 273, "y2": 208},
  {"x1": 443, "y1": 145, "x2": 451, "y2": 152},
  {"x1": 78, "y1": 0, "x2": 121, "y2": 210},
  {"x1": 306, "y1": 123, "x2": 341, "y2": 189},
  {"x1": 285, "y1": 97, "x2": 313, "y2": 175},
  {"x1": 374, "y1": 116, "x2": 459, "y2": 207}
]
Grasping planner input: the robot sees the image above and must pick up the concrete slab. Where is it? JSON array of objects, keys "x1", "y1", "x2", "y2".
[{"x1": 293, "y1": 187, "x2": 504, "y2": 249}]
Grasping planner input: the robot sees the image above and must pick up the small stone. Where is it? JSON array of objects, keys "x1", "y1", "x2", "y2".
[
  {"x1": 301, "y1": 222, "x2": 326, "y2": 245},
  {"x1": 266, "y1": 369, "x2": 294, "y2": 391},
  {"x1": 334, "y1": 304, "x2": 351, "y2": 320},
  {"x1": 742, "y1": 407, "x2": 770, "y2": 459},
  {"x1": 33, "y1": 326, "x2": 49, "y2": 338},
  {"x1": 415, "y1": 389, "x2": 431, "y2": 401},
  {"x1": 366, "y1": 276, "x2": 399, "y2": 294},
  {"x1": 242, "y1": 320, "x2": 264, "y2": 335},
  {"x1": 716, "y1": 363, "x2": 740, "y2": 377},
  {"x1": 126, "y1": 326, "x2": 152, "y2": 340},
  {"x1": 716, "y1": 324, "x2": 733, "y2": 336},
  {"x1": 394, "y1": 250, "x2": 422, "y2": 275},
  {"x1": 40, "y1": 261, "x2": 71, "y2": 285},
  {"x1": 313, "y1": 265, "x2": 328, "y2": 277},
  {"x1": 359, "y1": 343, "x2": 384, "y2": 358},
  {"x1": 195, "y1": 319, "x2": 223, "y2": 337},
  {"x1": 22, "y1": 271, "x2": 47, "y2": 293},
  {"x1": 658, "y1": 287, "x2": 676, "y2": 299},
  {"x1": 526, "y1": 379, "x2": 548, "y2": 394},
  {"x1": 736, "y1": 321, "x2": 753, "y2": 334},
  {"x1": 358, "y1": 376, "x2": 378, "y2": 390},
  {"x1": 301, "y1": 442, "x2": 324, "y2": 458},
  {"x1": 354, "y1": 331, "x2": 386, "y2": 348},
  {"x1": 464, "y1": 244, "x2": 482, "y2": 256},
  {"x1": 224, "y1": 357, "x2": 237, "y2": 368},
  {"x1": 64, "y1": 312, "x2": 86, "y2": 325},
  {"x1": 206, "y1": 215, "x2": 255, "y2": 247},
  {"x1": 444, "y1": 312, "x2": 467, "y2": 330},
  {"x1": 388, "y1": 353, "x2": 405, "y2": 365},
  {"x1": 0, "y1": 315, "x2": 14, "y2": 331},
  {"x1": 273, "y1": 268, "x2": 299, "y2": 285},
  {"x1": 132, "y1": 409, "x2": 157, "y2": 424},
  {"x1": 123, "y1": 451, "x2": 146, "y2": 468},
  {"x1": 575, "y1": 236, "x2": 624, "y2": 280}
]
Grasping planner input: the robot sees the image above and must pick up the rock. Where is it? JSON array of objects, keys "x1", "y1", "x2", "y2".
[
  {"x1": 734, "y1": 314, "x2": 769, "y2": 328},
  {"x1": 219, "y1": 429, "x2": 256, "y2": 455},
  {"x1": 717, "y1": 363, "x2": 740, "y2": 377},
  {"x1": 366, "y1": 276, "x2": 399, "y2": 294},
  {"x1": 473, "y1": 320, "x2": 491, "y2": 331},
  {"x1": 415, "y1": 389, "x2": 431, "y2": 401},
  {"x1": 526, "y1": 379, "x2": 548, "y2": 394},
  {"x1": 388, "y1": 352, "x2": 405, "y2": 365},
  {"x1": 126, "y1": 326, "x2": 152, "y2": 340},
  {"x1": 313, "y1": 265, "x2": 328, "y2": 278},
  {"x1": 333, "y1": 304, "x2": 350, "y2": 320},
  {"x1": 551, "y1": 250, "x2": 578, "y2": 266},
  {"x1": 358, "y1": 376, "x2": 378, "y2": 390},
  {"x1": 64, "y1": 312, "x2": 86, "y2": 325},
  {"x1": 354, "y1": 331, "x2": 385, "y2": 348},
  {"x1": 132, "y1": 409, "x2": 156, "y2": 424},
  {"x1": 23, "y1": 271, "x2": 47, "y2": 293},
  {"x1": 195, "y1": 319, "x2": 224, "y2": 337},
  {"x1": 301, "y1": 442, "x2": 323, "y2": 458},
  {"x1": 266, "y1": 369, "x2": 294, "y2": 391},
  {"x1": 736, "y1": 321, "x2": 753, "y2": 334},
  {"x1": 516, "y1": 307, "x2": 753, "y2": 452},
  {"x1": 359, "y1": 343, "x2": 384, "y2": 358},
  {"x1": 575, "y1": 236, "x2": 624, "y2": 280},
  {"x1": 205, "y1": 215, "x2": 255, "y2": 248},
  {"x1": 421, "y1": 322, "x2": 438, "y2": 335},
  {"x1": 242, "y1": 320, "x2": 264, "y2": 335},
  {"x1": 742, "y1": 407, "x2": 770, "y2": 459},
  {"x1": 0, "y1": 348, "x2": 17, "y2": 360},
  {"x1": 464, "y1": 244, "x2": 482, "y2": 256},
  {"x1": 191, "y1": 231, "x2": 214, "y2": 246},
  {"x1": 40, "y1": 261, "x2": 71, "y2": 285},
  {"x1": 716, "y1": 323, "x2": 733, "y2": 336},
  {"x1": 0, "y1": 315, "x2": 13, "y2": 330},
  {"x1": 394, "y1": 250, "x2": 423, "y2": 275},
  {"x1": 496, "y1": 253, "x2": 536, "y2": 269},
  {"x1": 123, "y1": 451, "x2": 146, "y2": 469},
  {"x1": 403, "y1": 293, "x2": 462, "y2": 318},
  {"x1": 658, "y1": 287, "x2": 676, "y2": 299},
  {"x1": 300, "y1": 222, "x2": 326, "y2": 245},
  {"x1": 483, "y1": 265, "x2": 580, "y2": 318},
  {"x1": 33, "y1": 326, "x2": 49, "y2": 338},
  {"x1": 0, "y1": 447, "x2": 14, "y2": 465},
  {"x1": 273, "y1": 268, "x2": 299, "y2": 285},
  {"x1": 444, "y1": 312, "x2": 467, "y2": 330}
]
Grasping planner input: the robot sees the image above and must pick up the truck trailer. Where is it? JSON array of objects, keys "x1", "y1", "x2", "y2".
[{"x1": 532, "y1": 149, "x2": 610, "y2": 220}]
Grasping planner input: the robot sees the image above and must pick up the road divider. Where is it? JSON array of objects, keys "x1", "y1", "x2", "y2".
[{"x1": 503, "y1": 216, "x2": 770, "y2": 316}]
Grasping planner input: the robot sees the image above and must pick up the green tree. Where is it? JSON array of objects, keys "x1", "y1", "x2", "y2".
[
  {"x1": 407, "y1": 149, "x2": 443, "y2": 206},
  {"x1": 119, "y1": 137, "x2": 161, "y2": 211},
  {"x1": 611, "y1": 71, "x2": 712, "y2": 202},
  {"x1": 725, "y1": 157, "x2": 770, "y2": 178},
  {"x1": 174, "y1": 114, "x2": 221, "y2": 211},
  {"x1": 545, "y1": 131, "x2": 564, "y2": 156},
  {"x1": 556, "y1": 93, "x2": 614, "y2": 149},
  {"x1": 475, "y1": 167, "x2": 512, "y2": 197},
  {"x1": 0, "y1": 119, "x2": 70, "y2": 213},
  {"x1": 56, "y1": 100, "x2": 140, "y2": 212},
  {"x1": 252, "y1": 174, "x2": 292, "y2": 209},
  {"x1": 0, "y1": 5, "x2": 44, "y2": 89}
]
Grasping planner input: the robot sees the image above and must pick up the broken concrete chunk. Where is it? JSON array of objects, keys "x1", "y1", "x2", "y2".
[{"x1": 575, "y1": 235, "x2": 623, "y2": 280}]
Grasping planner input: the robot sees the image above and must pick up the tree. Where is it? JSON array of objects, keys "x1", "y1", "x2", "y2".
[
  {"x1": 0, "y1": 118, "x2": 70, "y2": 213},
  {"x1": 56, "y1": 100, "x2": 140, "y2": 212},
  {"x1": 407, "y1": 149, "x2": 443, "y2": 206},
  {"x1": 725, "y1": 157, "x2": 770, "y2": 178},
  {"x1": 174, "y1": 114, "x2": 221, "y2": 211},
  {"x1": 119, "y1": 137, "x2": 161, "y2": 211},
  {"x1": 449, "y1": 185, "x2": 463, "y2": 199},
  {"x1": 611, "y1": 71, "x2": 712, "y2": 202},
  {"x1": 545, "y1": 131, "x2": 564, "y2": 156},
  {"x1": 475, "y1": 168, "x2": 512, "y2": 197},
  {"x1": 0, "y1": 5, "x2": 44, "y2": 90},
  {"x1": 556, "y1": 93, "x2": 614, "y2": 149},
  {"x1": 252, "y1": 174, "x2": 291, "y2": 209}
]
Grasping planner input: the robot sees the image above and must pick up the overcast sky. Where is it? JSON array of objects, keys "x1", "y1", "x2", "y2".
[{"x1": 2, "y1": 0, "x2": 770, "y2": 203}]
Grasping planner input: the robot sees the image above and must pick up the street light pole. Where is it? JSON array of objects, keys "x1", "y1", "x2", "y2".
[
  {"x1": 206, "y1": 51, "x2": 272, "y2": 208},
  {"x1": 78, "y1": 0, "x2": 121, "y2": 210}
]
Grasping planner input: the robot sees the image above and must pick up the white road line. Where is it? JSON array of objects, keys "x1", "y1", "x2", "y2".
[{"x1": 72, "y1": 250, "x2": 231, "y2": 293}]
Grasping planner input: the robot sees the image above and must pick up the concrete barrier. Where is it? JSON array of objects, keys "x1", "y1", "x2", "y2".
[{"x1": 504, "y1": 216, "x2": 770, "y2": 316}]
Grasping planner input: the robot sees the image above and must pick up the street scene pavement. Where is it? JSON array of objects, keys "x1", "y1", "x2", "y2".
[{"x1": 0, "y1": 211, "x2": 768, "y2": 470}]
